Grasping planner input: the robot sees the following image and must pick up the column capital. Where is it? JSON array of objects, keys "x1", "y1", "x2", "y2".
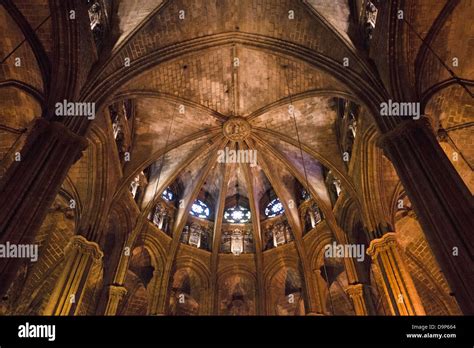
[
  {"x1": 345, "y1": 283, "x2": 373, "y2": 315},
  {"x1": 366, "y1": 232, "x2": 397, "y2": 258},
  {"x1": 345, "y1": 283, "x2": 365, "y2": 299},
  {"x1": 28, "y1": 118, "x2": 88, "y2": 149},
  {"x1": 108, "y1": 285, "x2": 127, "y2": 299},
  {"x1": 65, "y1": 235, "x2": 103, "y2": 263},
  {"x1": 48, "y1": 121, "x2": 89, "y2": 148},
  {"x1": 105, "y1": 284, "x2": 128, "y2": 316},
  {"x1": 376, "y1": 116, "x2": 432, "y2": 151},
  {"x1": 366, "y1": 233, "x2": 425, "y2": 315}
]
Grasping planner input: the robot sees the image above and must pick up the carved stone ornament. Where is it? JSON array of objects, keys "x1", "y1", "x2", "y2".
[{"x1": 223, "y1": 117, "x2": 251, "y2": 141}]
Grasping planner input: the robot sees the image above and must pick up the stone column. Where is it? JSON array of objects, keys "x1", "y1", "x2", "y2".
[
  {"x1": 104, "y1": 285, "x2": 127, "y2": 315},
  {"x1": 378, "y1": 117, "x2": 474, "y2": 314},
  {"x1": 43, "y1": 235, "x2": 103, "y2": 315},
  {"x1": 346, "y1": 283, "x2": 373, "y2": 315},
  {"x1": 148, "y1": 269, "x2": 163, "y2": 315},
  {"x1": 304, "y1": 276, "x2": 321, "y2": 316},
  {"x1": 313, "y1": 269, "x2": 328, "y2": 315},
  {"x1": 0, "y1": 118, "x2": 88, "y2": 297},
  {"x1": 367, "y1": 233, "x2": 425, "y2": 315}
]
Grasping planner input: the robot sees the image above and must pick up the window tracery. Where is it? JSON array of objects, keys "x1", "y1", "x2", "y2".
[
  {"x1": 190, "y1": 199, "x2": 210, "y2": 219},
  {"x1": 264, "y1": 198, "x2": 285, "y2": 218},
  {"x1": 162, "y1": 187, "x2": 175, "y2": 202},
  {"x1": 224, "y1": 205, "x2": 251, "y2": 223}
]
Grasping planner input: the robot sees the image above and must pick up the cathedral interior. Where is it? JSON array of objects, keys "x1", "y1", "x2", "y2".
[{"x1": 0, "y1": 0, "x2": 472, "y2": 317}]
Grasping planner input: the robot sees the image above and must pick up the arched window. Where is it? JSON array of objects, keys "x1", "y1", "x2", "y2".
[
  {"x1": 162, "y1": 187, "x2": 174, "y2": 201},
  {"x1": 190, "y1": 199, "x2": 210, "y2": 219},
  {"x1": 224, "y1": 206, "x2": 251, "y2": 223},
  {"x1": 264, "y1": 198, "x2": 284, "y2": 218}
]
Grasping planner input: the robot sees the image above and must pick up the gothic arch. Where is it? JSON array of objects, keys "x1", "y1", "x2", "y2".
[
  {"x1": 217, "y1": 268, "x2": 257, "y2": 316},
  {"x1": 168, "y1": 258, "x2": 211, "y2": 315}
]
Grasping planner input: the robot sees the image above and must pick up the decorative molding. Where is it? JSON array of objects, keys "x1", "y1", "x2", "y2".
[
  {"x1": 65, "y1": 235, "x2": 104, "y2": 262},
  {"x1": 366, "y1": 232, "x2": 397, "y2": 258},
  {"x1": 223, "y1": 117, "x2": 251, "y2": 141},
  {"x1": 108, "y1": 285, "x2": 127, "y2": 298},
  {"x1": 345, "y1": 283, "x2": 364, "y2": 298}
]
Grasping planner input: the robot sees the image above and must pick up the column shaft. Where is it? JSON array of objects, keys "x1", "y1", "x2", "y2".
[
  {"x1": 346, "y1": 283, "x2": 375, "y2": 315},
  {"x1": 367, "y1": 233, "x2": 425, "y2": 315},
  {"x1": 378, "y1": 118, "x2": 474, "y2": 313},
  {"x1": 104, "y1": 285, "x2": 127, "y2": 315},
  {"x1": 0, "y1": 119, "x2": 87, "y2": 297},
  {"x1": 44, "y1": 235, "x2": 103, "y2": 315}
]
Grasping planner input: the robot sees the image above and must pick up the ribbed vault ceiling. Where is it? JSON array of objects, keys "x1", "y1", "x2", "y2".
[
  {"x1": 103, "y1": 0, "x2": 366, "y2": 254},
  {"x1": 127, "y1": 94, "x2": 343, "y2": 207}
]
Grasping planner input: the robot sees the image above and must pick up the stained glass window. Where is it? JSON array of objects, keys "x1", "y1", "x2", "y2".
[
  {"x1": 265, "y1": 198, "x2": 284, "y2": 217},
  {"x1": 224, "y1": 206, "x2": 251, "y2": 223},
  {"x1": 162, "y1": 187, "x2": 174, "y2": 201},
  {"x1": 190, "y1": 199, "x2": 210, "y2": 219}
]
